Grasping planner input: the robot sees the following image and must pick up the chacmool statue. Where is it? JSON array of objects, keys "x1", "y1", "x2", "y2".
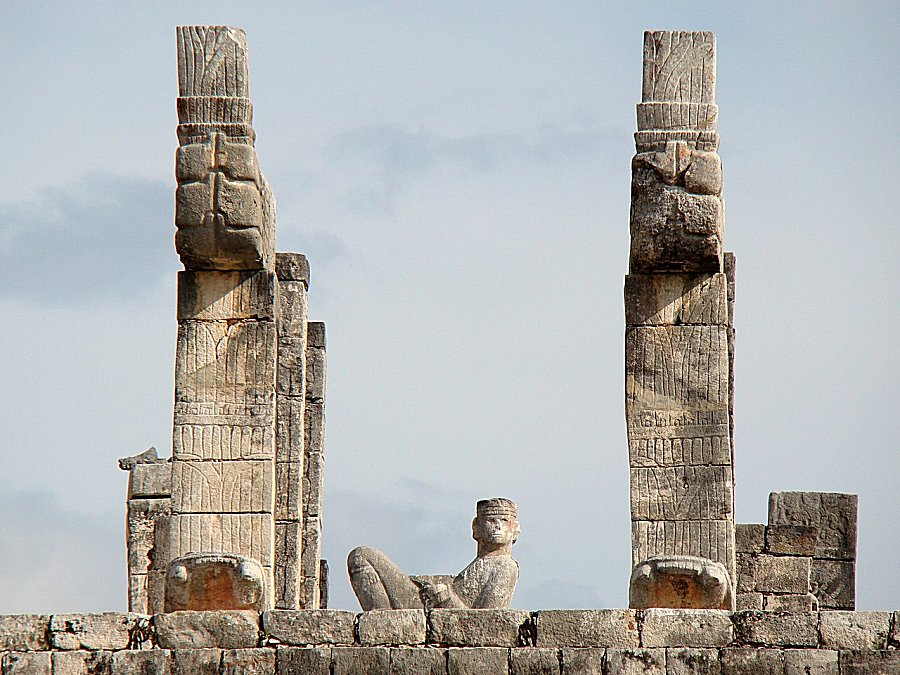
[{"x1": 347, "y1": 498, "x2": 520, "y2": 610}]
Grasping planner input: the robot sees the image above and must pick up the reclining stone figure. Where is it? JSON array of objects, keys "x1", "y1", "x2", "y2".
[{"x1": 347, "y1": 498, "x2": 520, "y2": 610}]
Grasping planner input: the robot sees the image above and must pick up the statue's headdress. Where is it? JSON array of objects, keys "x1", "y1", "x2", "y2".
[{"x1": 476, "y1": 498, "x2": 518, "y2": 518}]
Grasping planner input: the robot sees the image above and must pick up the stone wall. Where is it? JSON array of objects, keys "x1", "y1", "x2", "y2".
[{"x1": 3, "y1": 609, "x2": 899, "y2": 673}]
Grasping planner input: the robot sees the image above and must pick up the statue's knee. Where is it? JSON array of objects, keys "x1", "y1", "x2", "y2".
[{"x1": 348, "y1": 546, "x2": 378, "y2": 570}]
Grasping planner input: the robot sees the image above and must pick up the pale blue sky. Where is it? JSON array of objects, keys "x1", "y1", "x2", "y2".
[{"x1": 0, "y1": 2, "x2": 897, "y2": 612}]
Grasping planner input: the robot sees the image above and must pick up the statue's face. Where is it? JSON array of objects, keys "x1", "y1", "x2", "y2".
[{"x1": 473, "y1": 513, "x2": 519, "y2": 546}]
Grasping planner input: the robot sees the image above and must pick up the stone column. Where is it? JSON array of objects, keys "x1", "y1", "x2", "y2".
[
  {"x1": 167, "y1": 26, "x2": 278, "y2": 611},
  {"x1": 301, "y1": 321, "x2": 327, "y2": 608},
  {"x1": 625, "y1": 31, "x2": 736, "y2": 610},
  {"x1": 274, "y1": 253, "x2": 310, "y2": 609}
]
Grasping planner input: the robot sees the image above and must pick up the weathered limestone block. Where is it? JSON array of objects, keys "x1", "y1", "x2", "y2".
[
  {"x1": 720, "y1": 648, "x2": 783, "y2": 675},
  {"x1": 811, "y1": 559, "x2": 855, "y2": 610},
  {"x1": 890, "y1": 610, "x2": 900, "y2": 646},
  {"x1": 174, "y1": 27, "x2": 274, "y2": 271},
  {"x1": 128, "y1": 463, "x2": 172, "y2": 499},
  {"x1": 172, "y1": 460, "x2": 274, "y2": 513},
  {"x1": 275, "y1": 646, "x2": 331, "y2": 675},
  {"x1": 177, "y1": 270, "x2": 276, "y2": 321},
  {"x1": 51, "y1": 650, "x2": 114, "y2": 675},
  {"x1": 783, "y1": 649, "x2": 838, "y2": 675},
  {"x1": 261, "y1": 610, "x2": 355, "y2": 645},
  {"x1": 168, "y1": 513, "x2": 274, "y2": 567},
  {"x1": 838, "y1": 650, "x2": 900, "y2": 675},
  {"x1": 110, "y1": 650, "x2": 172, "y2": 674},
  {"x1": 560, "y1": 648, "x2": 604, "y2": 674},
  {"x1": 358, "y1": 610, "x2": 426, "y2": 646},
  {"x1": 0, "y1": 615, "x2": 50, "y2": 651},
  {"x1": 171, "y1": 648, "x2": 221, "y2": 675},
  {"x1": 734, "y1": 592, "x2": 762, "y2": 610},
  {"x1": 640, "y1": 609, "x2": 732, "y2": 647},
  {"x1": 447, "y1": 647, "x2": 509, "y2": 675},
  {"x1": 819, "y1": 611, "x2": 891, "y2": 650},
  {"x1": 221, "y1": 647, "x2": 275, "y2": 675},
  {"x1": 766, "y1": 525, "x2": 818, "y2": 556},
  {"x1": 629, "y1": 169, "x2": 724, "y2": 274},
  {"x1": 510, "y1": 648, "x2": 560, "y2": 675},
  {"x1": 274, "y1": 522, "x2": 301, "y2": 609},
  {"x1": 735, "y1": 553, "x2": 755, "y2": 593},
  {"x1": 630, "y1": 465, "x2": 733, "y2": 520},
  {"x1": 536, "y1": 609, "x2": 638, "y2": 648},
  {"x1": 642, "y1": 31, "x2": 716, "y2": 105},
  {"x1": 629, "y1": 555, "x2": 731, "y2": 610},
  {"x1": 763, "y1": 593, "x2": 818, "y2": 612},
  {"x1": 165, "y1": 553, "x2": 267, "y2": 612},
  {"x1": 429, "y1": 609, "x2": 530, "y2": 647},
  {"x1": 2, "y1": 652, "x2": 51, "y2": 674},
  {"x1": 625, "y1": 274, "x2": 727, "y2": 327},
  {"x1": 388, "y1": 648, "x2": 446, "y2": 675},
  {"x1": 49, "y1": 613, "x2": 147, "y2": 651},
  {"x1": 274, "y1": 464, "x2": 302, "y2": 521},
  {"x1": 768, "y1": 492, "x2": 857, "y2": 561},
  {"x1": 331, "y1": 646, "x2": 391, "y2": 675},
  {"x1": 154, "y1": 610, "x2": 259, "y2": 649},
  {"x1": 605, "y1": 648, "x2": 665, "y2": 675},
  {"x1": 666, "y1": 648, "x2": 721, "y2": 675},
  {"x1": 732, "y1": 610, "x2": 818, "y2": 647},
  {"x1": 753, "y1": 555, "x2": 811, "y2": 594}
]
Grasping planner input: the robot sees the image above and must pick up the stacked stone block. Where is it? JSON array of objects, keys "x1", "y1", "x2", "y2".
[
  {"x1": 625, "y1": 31, "x2": 736, "y2": 609},
  {"x1": 735, "y1": 492, "x2": 857, "y2": 612},
  {"x1": 122, "y1": 454, "x2": 172, "y2": 614},
  {"x1": 3, "y1": 608, "x2": 900, "y2": 674}
]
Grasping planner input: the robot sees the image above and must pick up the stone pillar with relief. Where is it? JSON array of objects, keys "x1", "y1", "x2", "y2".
[{"x1": 625, "y1": 31, "x2": 736, "y2": 610}]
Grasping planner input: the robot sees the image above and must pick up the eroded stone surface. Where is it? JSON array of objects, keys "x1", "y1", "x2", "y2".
[
  {"x1": 629, "y1": 556, "x2": 732, "y2": 610},
  {"x1": 0, "y1": 615, "x2": 50, "y2": 651},
  {"x1": 753, "y1": 555, "x2": 810, "y2": 594},
  {"x1": 261, "y1": 609, "x2": 355, "y2": 645},
  {"x1": 331, "y1": 646, "x2": 390, "y2": 675},
  {"x1": 51, "y1": 650, "x2": 114, "y2": 675},
  {"x1": 221, "y1": 647, "x2": 275, "y2": 675},
  {"x1": 49, "y1": 613, "x2": 146, "y2": 651},
  {"x1": 510, "y1": 648, "x2": 560, "y2": 675},
  {"x1": 605, "y1": 648, "x2": 665, "y2": 675},
  {"x1": 429, "y1": 609, "x2": 530, "y2": 647},
  {"x1": 820, "y1": 611, "x2": 890, "y2": 650},
  {"x1": 275, "y1": 646, "x2": 331, "y2": 675},
  {"x1": 171, "y1": 648, "x2": 221, "y2": 675},
  {"x1": 536, "y1": 609, "x2": 638, "y2": 648},
  {"x1": 732, "y1": 610, "x2": 818, "y2": 647},
  {"x1": 110, "y1": 650, "x2": 172, "y2": 675},
  {"x1": 357, "y1": 609, "x2": 426, "y2": 646},
  {"x1": 388, "y1": 648, "x2": 445, "y2": 675},
  {"x1": 165, "y1": 554, "x2": 267, "y2": 612},
  {"x1": 720, "y1": 648, "x2": 783, "y2": 675},
  {"x1": 3, "y1": 651, "x2": 51, "y2": 674},
  {"x1": 838, "y1": 650, "x2": 900, "y2": 675},
  {"x1": 666, "y1": 648, "x2": 721, "y2": 675},
  {"x1": 783, "y1": 648, "x2": 838, "y2": 675},
  {"x1": 640, "y1": 609, "x2": 732, "y2": 647},
  {"x1": 448, "y1": 647, "x2": 509, "y2": 675},
  {"x1": 154, "y1": 610, "x2": 259, "y2": 650}
]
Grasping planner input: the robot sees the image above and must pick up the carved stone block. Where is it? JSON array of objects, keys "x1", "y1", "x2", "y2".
[
  {"x1": 172, "y1": 461, "x2": 274, "y2": 514},
  {"x1": 753, "y1": 555, "x2": 811, "y2": 594},
  {"x1": 812, "y1": 559, "x2": 855, "y2": 610},
  {"x1": 768, "y1": 492, "x2": 858, "y2": 561},
  {"x1": 763, "y1": 593, "x2": 818, "y2": 612},
  {"x1": 625, "y1": 274, "x2": 727, "y2": 327},
  {"x1": 357, "y1": 610, "x2": 426, "y2": 646},
  {"x1": 720, "y1": 648, "x2": 783, "y2": 675},
  {"x1": 168, "y1": 513, "x2": 274, "y2": 567},
  {"x1": 275, "y1": 398, "x2": 306, "y2": 464},
  {"x1": 535, "y1": 609, "x2": 639, "y2": 648},
  {"x1": 275, "y1": 647, "x2": 331, "y2": 675},
  {"x1": 447, "y1": 648, "x2": 510, "y2": 675},
  {"x1": 0, "y1": 615, "x2": 50, "y2": 651},
  {"x1": 640, "y1": 609, "x2": 732, "y2": 647},
  {"x1": 838, "y1": 650, "x2": 900, "y2": 675},
  {"x1": 630, "y1": 465, "x2": 733, "y2": 520},
  {"x1": 128, "y1": 463, "x2": 172, "y2": 499},
  {"x1": 630, "y1": 556, "x2": 731, "y2": 610},
  {"x1": 631, "y1": 521, "x2": 734, "y2": 573},
  {"x1": 820, "y1": 611, "x2": 891, "y2": 650},
  {"x1": 642, "y1": 31, "x2": 716, "y2": 105},
  {"x1": 734, "y1": 524, "x2": 764, "y2": 554},
  {"x1": 735, "y1": 592, "x2": 762, "y2": 611},
  {"x1": 165, "y1": 554, "x2": 267, "y2": 612},
  {"x1": 605, "y1": 649, "x2": 666, "y2": 675},
  {"x1": 274, "y1": 522, "x2": 300, "y2": 609},
  {"x1": 221, "y1": 648, "x2": 275, "y2": 675},
  {"x1": 389, "y1": 648, "x2": 446, "y2": 675},
  {"x1": 783, "y1": 649, "x2": 838, "y2": 675},
  {"x1": 274, "y1": 462, "x2": 302, "y2": 521},
  {"x1": 51, "y1": 650, "x2": 113, "y2": 675},
  {"x1": 261, "y1": 610, "x2": 356, "y2": 645},
  {"x1": 172, "y1": 648, "x2": 221, "y2": 675},
  {"x1": 429, "y1": 609, "x2": 530, "y2": 647},
  {"x1": 3, "y1": 652, "x2": 52, "y2": 675},
  {"x1": 732, "y1": 611, "x2": 819, "y2": 647},
  {"x1": 509, "y1": 648, "x2": 560, "y2": 675},
  {"x1": 666, "y1": 648, "x2": 721, "y2": 675},
  {"x1": 177, "y1": 270, "x2": 276, "y2": 321},
  {"x1": 154, "y1": 610, "x2": 260, "y2": 649},
  {"x1": 49, "y1": 613, "x2": 146, "y2": 651}
]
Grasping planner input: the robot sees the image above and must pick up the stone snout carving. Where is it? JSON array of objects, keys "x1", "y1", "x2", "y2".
[
  {"x1": 174, "y1": 131, "x2": 275, "y2": 270},
  {"x1": 348, "y1": 498, "x2": 520, "y2": 610},
  {"x1": 629, "y1": 555, "x2": 732, "y2": 610},
  {"x1": 165, "y1": 553, "x2": 267, "y2": 612},
  {"x1": 630, "y1": 140, "x2": 724, "y2": 274}
]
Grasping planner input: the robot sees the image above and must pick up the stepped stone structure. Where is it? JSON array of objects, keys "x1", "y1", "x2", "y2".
[{"x1": 1, "y1": 27, "x2": 894, "y2": 675}]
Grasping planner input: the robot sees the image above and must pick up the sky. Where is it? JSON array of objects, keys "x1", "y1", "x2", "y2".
[{"x1": 0, "y1": 2, "x2": 897, "y2": 614}]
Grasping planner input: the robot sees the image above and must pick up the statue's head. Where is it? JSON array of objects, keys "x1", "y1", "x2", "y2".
[{"x1": 472, "y1": 498, "x2": 520, "y2": 549}]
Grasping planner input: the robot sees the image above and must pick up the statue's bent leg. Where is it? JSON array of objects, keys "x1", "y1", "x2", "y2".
[{"x1": 347, "y1": 546, "x2": 422, "y2": 610}]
